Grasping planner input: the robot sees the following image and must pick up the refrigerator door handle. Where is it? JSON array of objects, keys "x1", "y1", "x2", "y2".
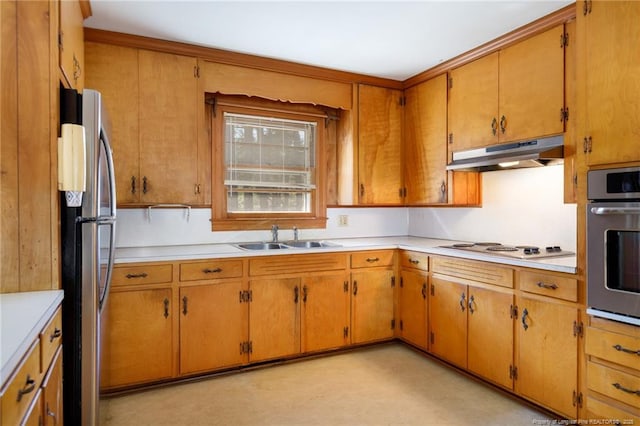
[
  {"x1": 101, "y1": 129, "x2": 117, "y2": 219},
  {"x1": 99, "y1": 220, "x2": 116, "y2": 314}
]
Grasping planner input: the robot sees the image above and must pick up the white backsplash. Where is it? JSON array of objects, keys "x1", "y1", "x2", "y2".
[
  {"x1": 409, "y1": 165, "x2": 577, "y2": 251},
  {"x1": 115, "y1": 165, "x2": 576, "y2": 251}
]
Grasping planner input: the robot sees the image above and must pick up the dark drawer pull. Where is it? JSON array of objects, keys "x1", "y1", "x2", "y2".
[
  {"x1": 203, "y1": 267, "x2": 222, "y2": 274},
  {"x1": 126, "y1": 272, "x2": 148, "y2": 279},
  {"x1": 366, "y1": 257, "x2": 380, "y2": 263},
  {"x1": 536, "y1": 282, "x2": 558, "y2": 290},
  {"x1": 612, "y1": 344, "x2": 640, "y2": 356},
  {"x1": 49, "y1": 328, "x2": 62, "y2": 342},
  {"x1": 17, "y1": 375, "x2": 36, "y2": 402},
  {"x1": 612, "y1": 382, "x2": 640, "y2": 396},
  {"x1": 409, "y1": 259, "x2": 420, "y2": 265}
]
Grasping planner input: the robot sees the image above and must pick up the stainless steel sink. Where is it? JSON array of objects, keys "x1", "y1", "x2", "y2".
[
  {"x1": 283, "y1": 240, "x2": 339, "y2": 249},
  {"x1": 236, "y1": 242, "x2": 290, "y2": 250}
]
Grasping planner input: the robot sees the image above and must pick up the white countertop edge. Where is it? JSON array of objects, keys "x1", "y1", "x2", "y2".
[
  {"x1": 115, "y1": 236, "x2": 577, "y2": 274},
  {"x1": 0, "y1": 290, "x2": 64, "y2": 390}
]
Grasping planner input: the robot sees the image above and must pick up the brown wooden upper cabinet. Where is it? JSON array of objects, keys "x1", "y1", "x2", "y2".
[
  {"x1": 85, "y1": 44, "x2": 204, "y2": 206},
  {"x1": 59, "y1": 0, "x2": 85, "y2": 90},
  {"x1": 578, "y1": 0, "x2": 640, "y2": 166},
  {"x1": 357, "y1": 84, "x2": 404, "y2": 205},
  {"x1": 448, "y1": 24, "x2": 566, "y2": 154}
]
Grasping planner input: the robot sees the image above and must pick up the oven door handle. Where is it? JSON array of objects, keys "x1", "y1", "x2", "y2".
[{"x1": 590, "y1": 207, "x2": 640, "y2": 215}]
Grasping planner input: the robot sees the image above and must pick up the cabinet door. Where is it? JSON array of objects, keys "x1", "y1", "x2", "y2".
[
  {"x1": 351, "y1": 269, "x2": 395, "y2": 343},
  {"x1": 249, "y1": 278, "x2": 300, "y2": 362},
  {"x1": 59, "y1": 0, "x2": 84, "y2": 90},
  {"x1": 301, "y1": 273, "x2": 350, "y2": 353},
  {"x1": 399, "y1": 269, "x2": 428, "y2": 350},
  {"x1": 138, "y1": 50, "x2": 199, "y2": 204},
  {"x1": 467, "y1": 286, "x2": 514, "y2": 389},
  {"x1": 429, "y1": 277, "x2": 467, "y2": 368},
  {"x1": 100, "y1": 288, "x2": 173, "y2": 389},
  {"x1": 404, "y1": 75, "x2": 448, "y2": 204},
  {"x1": 499, "y1": 25, "x2": 565, "y2": 143},
  {"x1": 581, "y1": 1, "x2": 640, "y2": 165},
  {"x1": 42, "y1": 347, "x2": 63, "y2": 426},
  {"x1": 448, "y1": 53, "x2": 499, "y2": 152},
  {"x1": 84, "y1": 42, "x2": 140, "y2": 205},
  {"x1": 516, "y1": 296, "x2": 578, "y2": 418},
  {"x1": 357, "y1": 84, "x2": 403, "y2": 205},
  {"x1": 179, "y1": 282, "x2": 248, "y2": 375}
]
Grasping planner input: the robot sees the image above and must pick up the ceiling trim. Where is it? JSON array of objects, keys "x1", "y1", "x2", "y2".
[
  {"x1": 84, "y1": 28, "x2": 404, "y2": 90},
  {"x1": 403, "y1": 4, "x2": 576, "y2": 88}
]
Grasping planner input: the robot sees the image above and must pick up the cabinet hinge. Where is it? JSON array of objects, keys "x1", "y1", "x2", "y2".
[
  {"x1": 343, "y1": 326, "x2": 349, "y2": 338},
  {"x1": 448, "y1": 133, "x2": 453, "y2": 145},
  {"x1": 193, "y1": 65, "x2": 200, "y2": 78},
  {"x1": 582, "y1": 0, "x2": 592, "y2": 16},
  {"x1": 399, "y1": 187, "x2": 407, "y2": 198},
  {"x1": 448, "y1": 77, "x2": 453, "y2": 89},
  {"x1": 58, "y1": 30, "x2": 64, "y2": 49},
  {"x1": 239, "y1": 290, "x2": 252, "y2": 303},
  {"x1": 240, "y1": 341, "x2": 253, "y2": 354},
  {"x1": 510, "y1": 304, "x2": 518, "y2": 319},
  {"x1": 560, "y1": 107, "x2": 569, "y2": 123},
  {"x1": 399, "y1": 320, "x2": 403, "y2": 331},
  {"x1": 399, "y1": 277, "x2": 404, "y2": 288},
  {"x1": 343, "y1": 281, "x2": 349, "y2": 293},
  {"x1": 509, "y1": 365, "x2": 518, "y2": 380},
  {"x1": 573, "y1": 320, "x2": 584, "y2": 338},
  {"x1": 430, "y1": 283, "x2": 435, "y2": 296},
  {"x1": 572, "y1": 390, "x2": 583, "y2": 408},
  {"x1": 391, "y1": 276, "x2": 396, "y2": 287},
  {"x1": 430, "y1": 331, "x2": 435, "y2": 345},
  {"x1": 391, "y1": 319, "x2": 396, "y2": 329},
  {"x1": 560, "y1": 32, "x2": 569, "y2": 48},
  {"x1": 398, "y1": 96, "x2": 406, "y2": 106}
]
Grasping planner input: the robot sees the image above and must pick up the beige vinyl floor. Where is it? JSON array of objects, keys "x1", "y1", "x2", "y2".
[{"x1": 99, "y1": 343, "x2": 553, "y2": 426}]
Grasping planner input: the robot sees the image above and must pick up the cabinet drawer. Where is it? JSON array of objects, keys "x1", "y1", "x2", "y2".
[
  {"x1": 586, "y1": 325, "x2": 640, "y2": 371},
  {"x1": 250, "y1": 253, "x2": 347, "y2": 276},
  {"x1": 112, "y1": 264, "x2": 173, "y2": 286},
  {"x1": 180, "y1": 260, "x2": 243, "y2": 281},
  {"x1": 1, "y1": 341, "x2": 41, "y2": 426},
  {"x1": 399, "y1": 251, "x2": 428, "y2": 272},
  {"x1": 587, "y1": 361, "x2": 640, "y2": 409},
  {"x1": 40, "y1": 307, "x2": 62, "y2": 373},
  {"x1": 351, "y1": 251, "x2": 394, "y2": 268},
  {"x1": 432, "y1": 257, "x2": 513, "y2": 288},
  {"x1": 586, "y1": 395, "x2": 640, "y2": 424},
  {"x1": 519, "y1": 271, "x2": 577, "y2": 302}
]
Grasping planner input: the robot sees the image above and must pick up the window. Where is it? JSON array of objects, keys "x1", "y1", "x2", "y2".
[{"x1": 210, "y1": 96, "x2": 328, "y2": 230}]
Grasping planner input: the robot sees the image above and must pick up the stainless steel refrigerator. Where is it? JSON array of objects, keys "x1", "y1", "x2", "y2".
[{"x1": 60, "y1": 88, "x2": 117, "y2": 425}]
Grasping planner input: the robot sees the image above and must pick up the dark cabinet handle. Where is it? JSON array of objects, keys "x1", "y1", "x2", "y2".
[
  {"x1": 468, "y1": 295, "x2": 475, "y2": 314},
  {"x1": 131, "y1": 176, "x2": 136, "y2": 194},
  {"x1": 421, "y1": 283, "x2": 427, "y2": 299},
  {"x1": 164, "y1": 298, "x2": 170, "y2": 318},
  {"x1": 294, "y1": 286, "x2": 299, "y2": 304},
  {"x1": 182, "y1": 296, "x2": 187, "y2": 316},
  {"x1": 409, "y1": 258, "x2": 420, "y2": 265},
  {"x1": 499, "y1": 115, "x2": 507, "y2": 134},
  {"x1": 126, "y1": 272, "x2": 148, "y2": 279},
  {"x1": 491, "y1": 117, "x2": 498, "y2": 136},
  {"x1": 536, "y1": 282, "x2": 558, "y2": 290},
  {"x1": 612, "y1": 344, "x2": 640, "y2": 356},
  {"x1": 143, "y1": 176, "x2": 148, "y2": 194},
  {"x1": 49, "y1": 328, "x2": 62, "y2": 342},
  {"x1": 366, "y1": 257, "x2": 380, "y2": 263},
  {"x1": 16, "y1": 374, "x2": 36, "y2": 402},
  {"x1": 612, "y1": 382, "x2": 640, "y2": 396},
  {"x1": 203, "y1": 268, "x2": 222, "y2": 274},
  {"x1": 360, "y1": 184, "x2": 365, "y2": 197},
  {"x1": 302, "y1": 285, "x2": 308, "y2": 303},
  {"x1": 459, "y1": 292, "x2": 466, "y2": 312},
  {"x1": 353, "y1": 281, "x2": 358, "y2": 296},
  {"x1": 522, "y1": 308, "x2": 529, "y2": 330}
]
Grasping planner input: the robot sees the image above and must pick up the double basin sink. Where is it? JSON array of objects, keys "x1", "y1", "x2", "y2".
[{"x1": 236, "y1": 240, "x2": 340, "y2": 250}]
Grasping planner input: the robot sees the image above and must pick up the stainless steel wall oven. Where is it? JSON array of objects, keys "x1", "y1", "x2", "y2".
[{"x1": 587, "y1": 166, "x2": 640, "y2": 326}]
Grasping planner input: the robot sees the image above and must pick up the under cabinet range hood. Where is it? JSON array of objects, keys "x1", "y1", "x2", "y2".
[{"x1": 446, "y1": 135, "x2": 564, "y2": 172}]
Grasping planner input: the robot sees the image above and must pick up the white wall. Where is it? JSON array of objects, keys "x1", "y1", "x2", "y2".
[
  {"x1": 115, "y1": 165, "x2": 576, "y2": 251},
  {"x1": 408, "y1": 165, "x2": 577, "y2": 250}
]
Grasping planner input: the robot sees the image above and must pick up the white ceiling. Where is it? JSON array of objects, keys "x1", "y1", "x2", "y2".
[{"x1": 85, "y1": 1, "x2": 574, "y2": 81}]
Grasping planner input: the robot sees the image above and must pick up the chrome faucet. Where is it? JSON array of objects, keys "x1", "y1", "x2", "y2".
[
  {"x1": 271, "y1": 224, "x2": 279, "y2": 242},
  {"x1": 293, "y1": 226, "x2": 299, "y2": 242}
]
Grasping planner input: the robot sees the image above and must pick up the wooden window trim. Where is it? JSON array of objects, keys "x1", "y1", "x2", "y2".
[{"x1": 210, "y1": 95, "x2": 328, "y2": 231}]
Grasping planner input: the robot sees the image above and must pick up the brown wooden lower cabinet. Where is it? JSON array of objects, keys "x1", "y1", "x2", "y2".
[
  {"x1": 429, "y1": 277, "x2": 467, "y2": 368},
  {"x1": 515, "y1": 295, "x2": 579, "y2": 418},
  {"x1": 398, "y1": 269, "x2": 428, "y2": 350},
  {"x1": 351, "y1": 269, "x2": 395, "y2": 344},
  {"x1": 100, "y1": 288, "x2": 173, "y2": 389},
  {"x1": 179, "y1": 281, "x2": 249, "y2": 375}
]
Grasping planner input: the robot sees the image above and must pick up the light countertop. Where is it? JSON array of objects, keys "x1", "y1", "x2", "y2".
[
  {"x1": 115, "y1": 236, "x2": 577, "y2": 274},
  {"x1": 0, "y1": 290, "x2": 64, "y2": 390}
]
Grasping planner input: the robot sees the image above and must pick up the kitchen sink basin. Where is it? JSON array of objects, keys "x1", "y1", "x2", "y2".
[
  {"x1": 283, "y1": 240, "x2": 339, "y2": 249},
  {"x1": 236, "y1": 242, "x2": 290, "y2": 250}
]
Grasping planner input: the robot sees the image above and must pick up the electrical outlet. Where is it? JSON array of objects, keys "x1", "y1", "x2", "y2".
[{"x1": 338, "y1": 215, "x2": 348, "y2": 227}]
